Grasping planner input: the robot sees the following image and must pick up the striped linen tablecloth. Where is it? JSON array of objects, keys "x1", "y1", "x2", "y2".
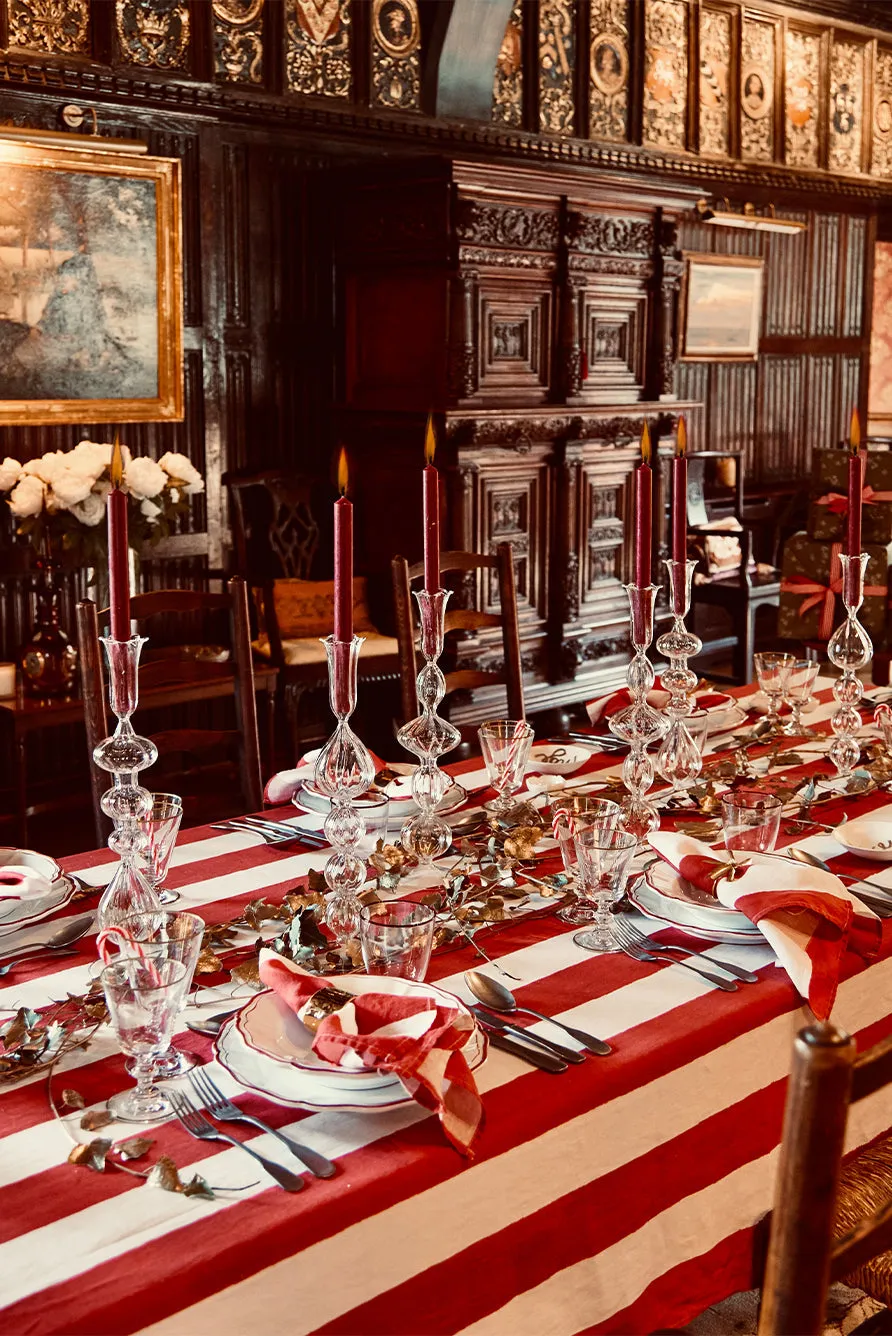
[{"x1": 2, "y1": 681, "x2": 892, "y2": 1336}]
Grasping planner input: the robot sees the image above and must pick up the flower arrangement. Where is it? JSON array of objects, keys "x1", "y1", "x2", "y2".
[{"x1": 0, "y1": 442, "x2": 204, "y2": 570}]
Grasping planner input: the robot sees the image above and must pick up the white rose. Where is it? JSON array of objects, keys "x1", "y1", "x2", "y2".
[
  {"x1": 71, "y1": 492, "x2": 106, "y2": 527},
  {"x1": 23, "y1": 451, "x2": 67, "y2": 484},
  {"x1": 51, "y1": 468, "x2": 95, "y2": 508},
  {"x1": 158, "y1": 451, "x2": 204, "y2": 494},
  {"x1": 8, "y1": 474, "x2": 45, "y2": 518},
  {"x1": 140, "y1": 497, "x2": 161, "y2": 522},
  {"x1": 125, "y1": 456, "x2": 166, "y2": 500},
  {"x1": 72, "y1": 439, "x2": 113, "y2": 480},
  {"x1": 0, "y1": 457, "x2": 21, "y2": 491}
]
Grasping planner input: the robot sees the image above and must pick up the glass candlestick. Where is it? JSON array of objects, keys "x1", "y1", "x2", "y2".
[
  {"x1": 609, "y1": 584, "x2": 667, "y2": 839},
  {"x1": 93, "y1": 636, "x2": 161, "y2": 930},
  {"x1": 656, "y1": 560, "x2": 703, "y2": 800},
  {"x1": 314, "y1": 636, "x2": 376, "y2": 941},
  {"x1": 827, "y1": 553, "x2": 872, "y2": 779},
  {"x1": 398, "y1": 589, "x2": 460, "y2": 864}
]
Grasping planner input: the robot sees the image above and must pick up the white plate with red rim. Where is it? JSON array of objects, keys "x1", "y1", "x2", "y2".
[
  {"x1": 833, "y1": 818, "x2": 892, "y2": 863},
  {"x1": 0, "y1": 875, "x2": 76, "y2": 933},
  {"x1": 632, "y1": 860, "x2": 762, "y2": 943},
  {"x1": 295, "y1": 764, "x2": 467, "y2": 818},
  {"x1": 237, "y1": 975, "x2": 477, "y2": 1089}
]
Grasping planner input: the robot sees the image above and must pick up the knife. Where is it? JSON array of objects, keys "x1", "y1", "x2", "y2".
[
  {"x1": 477, "y1": 1022, "x2": 568, "y2": 1073},
  {"x1": 471, "y1": 1006, "x2": 585, "y2": 1064}
]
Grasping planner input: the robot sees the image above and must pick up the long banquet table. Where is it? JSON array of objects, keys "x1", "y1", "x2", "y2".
[{"x1": 3, "y1": 681, "x2": 892, "y2": 1336}]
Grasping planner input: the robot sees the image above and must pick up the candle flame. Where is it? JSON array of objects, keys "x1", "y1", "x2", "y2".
[
  {"x1": 337, "y1": 448, "x2": 349, "y2": 496},
  {"x1": 109, "y1": 433, "x2": 124, "y2": 489},
  {"x1": 641, "y1": 421, "x2": 652, "y2": 467},
  {"x1": 675, "y1": 417, "x2": 687, "y2": 458},
  {"x1": 424, "y1": 413, "x2": 436, "y2": 466},
  {"x1": 850, "y1": 406, "x2": 861, "y2": 453}
]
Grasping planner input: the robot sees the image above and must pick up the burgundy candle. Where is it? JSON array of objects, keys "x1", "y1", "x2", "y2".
[
  {"x1": 106, "y1": 436, "x2": 130, "y2": 641},
  {"x1": 634, "y1": 423, "x2": 653, "y2": 588},
  {"x1": 423, "y1": 414, "x2": 440, "y2": 592},
  {"x1": 333, "y1": 449, "x2": 353, "y2": 644},
  {"x1": 671, "y1": 416, "x2": 688, "y2": 563},
  {"x1": 845, "y1": 408, "x2": 863, "y2": 604}
]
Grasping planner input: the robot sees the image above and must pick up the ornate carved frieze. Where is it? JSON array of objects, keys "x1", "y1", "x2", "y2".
[
  {"x1": 874, "y1": 47, "x2": 892, "y2": 177},
  {"x1": 116, "y1": 0, "x2": 189, "y2": 69},
  {"x1": 371, "y1": 0, "x2": 420, "y2": 111},
  {"x1": 699, "y1": 5, "x2": 731, "y2": 157},
  {"x1": 493, "y1": 0, "x2": 523, "y2": 127},
  {"x1": 828, "y1": 39, "x2": 865, "y2": 174},
  {"x1": 538, "y1": 0, "x2": 576, "y2": 136},
  {"x1": 213, "y1": 0, "x2": 264, "y2": 84},
  {"x1": 286, "y1": 0, "x2": 351, "y2": 99},
  {"x1": 456, "y1": 201, "x2": 560, "y2": 253},
  {"x1": 563, "y1": 551, "x2": 580, "y2": 623},
  {"x1": 741, "y1": 15, "x2": 776, "y2": 162},
  {"x1": 8, "y1": 0, "x2": 90, "y2": 53},
  {"x1": 448, "y1": 413, "x2": 669, "y2": 447},
  {"x1": 589, "y1": 0, "x2": 630, "y2": 143},
  {"x1": 643, "y1": 0, "x2": 688, "y2": 151},
  {"x1": 785, "y1": 28, "x2": 821, "y2": 169},
  {"x1": 566, "y1": 213, "x2": 655, "y2": 257}
]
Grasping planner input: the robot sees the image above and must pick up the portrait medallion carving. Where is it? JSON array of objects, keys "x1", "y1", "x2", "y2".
[
  {"x1": 8, "y1": 0, "x2": 90, "y2": 53},
  {"x1": 699, "y1": 6, "x2": 731, "y2": 157},
  {"x1": 785, "y1": 28, "x2": 820, "y2": 169},
  {"x1": 538, "y1": 0, "x2": 576, "y2": 136},
  {"x1": 828, "y1": 40, "x2": 864, "y2": 175},
  {"x1": 371, "y1": 0, "x2": 420, "y2": 108},
  {"x1": 874, "y1": 48, "x2": 892, "y2": 178},
  {"x1": 643, "y1": 0, "x2": 687, "y2": 150},
  {"x1": 116, "y1": 0, "x2": 190, "y2": 70},
  {"x1": 740, "y1": 17, "x2": 775, "y2": 161},
  {"x1": 286, "y1": 0, "x2": 351, "y2": 98},
  {"x1": 588, "y1": 0, "x2": 629, "y2": 142},
  {"x1": 213, "y1": 0, "x2": 264, "y2": 83},
  {"x1": 493, "y1": 0, "x2": 523, "y2": 127}
]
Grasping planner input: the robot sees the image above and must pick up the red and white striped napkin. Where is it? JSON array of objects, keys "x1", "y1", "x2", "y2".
[
  {"x1": 648, "y1": 831, "x2": 888, "y2": 1019},
  {"x1": 258, "y1": 950, "x2": 484, "y2": 1156}
]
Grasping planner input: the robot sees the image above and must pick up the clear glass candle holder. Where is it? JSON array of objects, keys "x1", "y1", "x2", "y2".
[
  {"x1": 656, "y1": 560, "x2": 703, "y2": 800},
  {"x1": 609, "y1": 584, "x2": 667, "y2": 839},
  {"x1": 827, "y1": 553, "x2": 872, "y2": 779}
]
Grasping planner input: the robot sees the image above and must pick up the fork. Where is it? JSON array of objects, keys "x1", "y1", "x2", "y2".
[
  {"x1": 188, "y1": 1067, "x2": 337, "y2": 1178},
  {"x1": 614, "y1": 917, "x2": 760, "y2": 984},
  {"x1": 168, "y1": 1089, "x2": 306, "y2": 1192},
  {"x1": 612, "y1": 918, "x2": 738, "y2": 991}
]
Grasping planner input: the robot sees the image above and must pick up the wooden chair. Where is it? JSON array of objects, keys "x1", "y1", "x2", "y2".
[
  {"x1": 758, "y1": 1020, "x2": 892, "y2": 1335},
  {"x1": 687, "y1": 450, "x2": 782, "y2": 684},
  {"x1": 391, "y1": 543, "x2": 524, "y2": 727},
  {"x1": 77, "y1": 576, "x2": 263, "y2": 844}
]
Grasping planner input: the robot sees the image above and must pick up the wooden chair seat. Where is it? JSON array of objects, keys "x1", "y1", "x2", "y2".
[{"x1": 254, "y1": 629, "x2": 400, "y2": 668}]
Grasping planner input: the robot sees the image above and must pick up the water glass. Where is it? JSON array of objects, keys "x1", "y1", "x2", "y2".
[
  {"x1": 876, "y1": 703, "x2": 892, "y2": 752},
  {"x1": 783, "y1": 659, "x2": 821, "y2": 737},
  {"x1": 120, "y1": 910, "x2": 205, "y2": 1076},
  {"x1": 359, "y1": 900, "x2": 435, "y2": 980},
  {"x1": 101, "y1": 958, "x2": 189, "y2": 1122},
  {"x1": 721, "y1": 789, "x2": 782, "y2": 853},
  {"x1": 754, "y1": 652, "x2": 795, "y2": 734},
  {"x1": 572, "y1": 828, "x2": 638, "y2": 954},
  {"x1": 550, "y1": 796, "x2": 622, "y2": 925},
  {"x1": 478, "y1": 720, "x2": 534, "y2": 812},
  {"x1": 139, "y1": 793, "x2": 183, "y2": 906}
]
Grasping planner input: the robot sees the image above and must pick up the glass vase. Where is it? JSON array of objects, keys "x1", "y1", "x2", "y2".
[
  {"x1": 608, "y1": 583, "x2": 667, "y2": 839},
  {"x1": 827, "y1": 553, "x2": 872, "y2": 779},
  {"x1": 18, "y1": 559, "x2": 78, "y2": 698},
  {"x1": 656, "y1": 560, "x2": 703, "y2": 800}
]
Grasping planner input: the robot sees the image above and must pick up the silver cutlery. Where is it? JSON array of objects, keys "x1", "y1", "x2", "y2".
[
  {"x1": 241, "y1": 815, "x2": 324, "y2": 840},
  {"x1": 168, "y1": 1088, "x2": 305, "y2": 1192},
  {"x1": 612, "y1": 918, "x2": 738, "y2": 991},
  {"x1": 786, "y1": 847, "x2": 892, "y2": 899},
  {"x1": 0, "y1": 914, "x2": 94, "y2": 963},
  {"x1": 613, "y1": 917, "x2": 760, "y2": 983},
  {"x1": 212, "y1": 820, "x2": 325, "y2": 847},
  {"x1": 470, "y1": 1005, "x2": 585, "y2": 1064},
  {"x1": 476, "y1": 1021, "x2": 569, "y2": 1072},
  {"x1": 464, "y1": 969, "x2": 612, "y2": 1056},
  {"x1": 184, "y1": 1007, "x2": 243, "y2": 1037},
  {"x1": 188, "y1": 1066, "x2": 337, "y2": 1179}
]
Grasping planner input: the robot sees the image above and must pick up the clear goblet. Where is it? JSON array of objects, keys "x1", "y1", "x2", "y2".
[
  {"x1": 783, "y1": 660, "x2": 821, "y2": 737},
  {"x1": 550, "y1": 796, "x2": 622, "y2": 924},
  {"x1": 754, "y1": 652, "x2": 795, "y2": 735},
  {"x1": 478, "y1": 720, "x2": 534, "y2": 814},
  {"x1": 572, "y1": 828, "x2": 638, "y2": 953},
  {"x1": 121, "y1": 910, "x2": 205, "y2": 1078},
  {"x1": 101, "y1": 957, "x2": 189, "y2": 1123},
  {"x1": 721, "y1": 790, "x2": 782, "y2": 854},
  {"x1": 139, "y1": 793, "x2": 183, "y2": 906}
]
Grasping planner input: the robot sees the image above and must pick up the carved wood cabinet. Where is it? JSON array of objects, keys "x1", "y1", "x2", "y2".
[{"x1": 336, "y1": 158, "x2": 697, "y2": 716}]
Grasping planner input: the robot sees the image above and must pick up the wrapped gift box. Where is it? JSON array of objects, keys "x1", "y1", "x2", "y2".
[
  {"x1": 778, "y1": 532, "x2": 892, "y2": 644},
  {"x1": 809, "y1": 449, "x2": 892, "y2": 542}
]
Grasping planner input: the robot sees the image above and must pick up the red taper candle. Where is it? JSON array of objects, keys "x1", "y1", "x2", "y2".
[
  {"x1": 634, "y1": 423, "x2": 653, "y2": 588},
  {"x1": 671, "y1": 417, "x2": 688, "y2": 613},
  {"x1": 106, "y1": 435, "x2": 130, "y2": 641},
  {"x1": 845, "y1": 407, "x2": 863, "y2": 604},
  {"x1": 333, "y1": 448, "x2": 353, "y2": 643},
  {"x1": 423, "y1": 414, "x2": 440, "y2": 592}
]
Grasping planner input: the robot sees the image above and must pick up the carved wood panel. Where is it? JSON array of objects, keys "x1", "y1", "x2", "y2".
[
  {"x1": 643, "y1": 0, "x2": 688, "y2": 151},
  {"x1": 492, "y1": 0, "x2": 522, "y2": 127},
  {"x1": 828, "y1": 37, "x2": 866, "y2": 176},
  {"x1": 873, "y1": 47, "x2": 892, "y2": 177},
  {"x1": 699, "y1": 4, "x2": 732, "y2": 158},
  {"x1": 538, "y1": 0, "x2": 576, "y2": 136},
  {"x1": 213, "y1": 0, "x2": 265, "y2": 85},
  {"x1": 740, "y1": 13, "x2": 778, "y2": 163},
  {"x1": 285, "y1": 0, "x2": 351, "y2": 98},
  {"x1": 785, "y1": 26, "x2": 823, "y2": 170},
  {"x1": 589, "y1": 0, "x2": 630, "y2": 143},
  {"x1": 7, "y1": 0, "x2": 90, "y2": 52},
  {"x1": 116, "y1": 0, "x2": 190, "y2": 70},
  {"x1": 478, "y1": 285, "x2": 552, "y2": 402},
  {"x1": 370, "y1": 0, "x2": 421, "y2": 111}
]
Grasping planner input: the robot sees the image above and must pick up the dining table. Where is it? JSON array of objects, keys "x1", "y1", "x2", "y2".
[{"x1": 2, "y1": 677, "x2": 892, "y2": 1336}]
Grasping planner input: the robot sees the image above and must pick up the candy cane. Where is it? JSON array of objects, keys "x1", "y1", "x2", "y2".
[
  {"x1": 501, "y1": 720, "x2": 529, "y2": 792},
  {"x1": 551, "y1": 809, "x2": 577, "y2": 841},
  {"x1": 96, "y1": 924, "x2": 161, "y2": 985}
]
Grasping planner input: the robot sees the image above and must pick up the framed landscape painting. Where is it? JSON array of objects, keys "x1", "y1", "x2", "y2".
[
  {"x1": 0, "y1": 140, "x2": 182, "y2": 424},
  {"x1": 680, "y1": 254, "x2": 763, "y2": 361}
]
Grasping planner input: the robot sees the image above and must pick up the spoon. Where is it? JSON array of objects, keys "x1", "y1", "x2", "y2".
[
  {"x1": 0, "y1": 914, "x2": 94, "y2": 964},
  {"x1": 786, "y1": 848, "x2": 892, "y2": 899},
  {"x1": 464, "y1": 969, "x2": 612, "y2": 1056}
]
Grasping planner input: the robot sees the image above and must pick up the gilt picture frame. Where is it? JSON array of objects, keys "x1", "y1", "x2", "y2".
[
  {"x1": 680, "y1": 253, "x2": 764, "y2": 362},
  {"x1": 0, "y1": 139, "x2": 183, "y2": 425}
]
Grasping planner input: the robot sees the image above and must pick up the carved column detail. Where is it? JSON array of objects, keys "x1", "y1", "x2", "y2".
[
  {"x1": 560, "y1": 276, "x2": 585, "y2": 400},
  {"x1": 447, "y1": 270, "x2": 479, "y2": 401},
  {"x1": 656, "y1": 219, "x2": 683, "y2": 401},
  {"x1": 550, "y1": 438, "x2": 583, "y2": 681}
]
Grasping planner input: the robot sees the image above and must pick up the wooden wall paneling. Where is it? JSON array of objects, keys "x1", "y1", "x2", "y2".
[
  {"x1": 115, "y1": 0, "x2": 191, "y2": 71},
  {"x1": 740, "y1": 9, "x2": 780, "y2": 163},
  {"x1": 709, "y1": 358, "x2": 757, "y2": 462},
  {"x1": 212, "y1": 0, "x2": 265, "y2": 86},
  {"x1": 674, "y1": 359, "x2": 709, "y2": 448},
  {"x1": 492, "y1": 0, "x2": 524, "y2": 127},
  {"x1": 588, "y1": 0, "x2": 631, "y2": 144},
  {"x1": 763, "y1": 214, "x2": 809, "y2": 338},
  {"x1": 284, "y1": 0, "x2": 352, "y2": 98},
  {"x1": 699, "y1": 1, "x2": 735, "y2": 160},
  {"x1": 804, "y1": 352, "x2": 837, "y2": 450},
  {"x1": 642, "y1": 0, "x2": 689, "y2": 151},
  {"x1": 538, "y1": 0, "x2": 577, "y2": 136},
  {"x1": 873, "y1": 44, "x2": 892, "y2": 177},
  {"x1": 758, "y1": 354, "x2": 805, "y2": 480},
  {"x1": 808, "y1": 212, "x2": 841, "y2": 337},
  {"x1": 828, "y1": 31, "x2": 867, "y2": 177},
  {"x1": 842, "y1": 213, "x2": 867, "y2": 339},
  {"x1": 838, "y1": 354, "x2": 862, "y2": 439},
  {"x1": 5, "y1": 0, "x2": 90, "y2": 54}
]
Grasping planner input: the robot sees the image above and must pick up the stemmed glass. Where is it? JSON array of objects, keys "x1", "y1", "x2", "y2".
[
  {"x1": 783, "y1": 660, "x2": 821, "y2": 737},
  {"x1": 754, "y1": 652, "x2": 795, "y2": 735},
  {"x1": 550, "y1": 796, "x2": 621, "y2": 924},
  {"x1": 478, "y1": 720, "x2": 534, "y2": 813},
  {"x1": 121, "y1": 910, "x2": 205, "y2": 1077},
  {"x1": 572, "y1": 828, "x2": 638, "y2": 953},
  {"x1": 721, "y1": 790, "x2": 782, "y2": 853},
  {"x1": 139, "y1": 793, "x2": 183, "y2": 906},
  {"x1": 101, "y1": 957, "x2": 189, "y2": 1122}
]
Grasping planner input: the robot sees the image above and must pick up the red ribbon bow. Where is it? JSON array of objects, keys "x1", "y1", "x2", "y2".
[{"x1": 816, "y1": 485, "x2": 892, "y2": 514}]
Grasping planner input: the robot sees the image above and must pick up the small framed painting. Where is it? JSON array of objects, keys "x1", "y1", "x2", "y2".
[
  {"x1": 0, "y1": 137, "x2": 183, "y2": 424},
  {"x1": 680, "y1": 254, "x2": 763, "y2": 361}
]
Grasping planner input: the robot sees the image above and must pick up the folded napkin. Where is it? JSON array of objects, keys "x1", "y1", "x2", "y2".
[
  {"x1": 648, "y1": 831, "x2": 887, "y2": 1019},
  {"x1": 586, "y1": 687, "x2": 730, "y2": 725},
  {"x1": 258, "y1": 950, "x2": 483, "y2": 1155},
  {"x1": 264, "y1": 749, "x2": 387, "y2": 806},
  {"x1": 0, "y1": 864, "x2": 55, "y2": 902}
]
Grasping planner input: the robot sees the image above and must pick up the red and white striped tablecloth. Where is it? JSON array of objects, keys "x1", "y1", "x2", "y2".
[{"x1": 2, "y1": 683, "x2": 892, "y2": 1335}]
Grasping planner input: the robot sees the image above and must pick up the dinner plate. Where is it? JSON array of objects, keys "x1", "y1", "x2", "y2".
[
  {"x1": 527, "y1": 743, "x2": 590, "y2": 776},
  {"x1": 0, "y1": 875, "x2": 77, "y2": 935},
  {"x1": 833, "y1": 817, "x2": 892, "y2": 862},
  {"x1": 0, "y1": 847, "x2": 61, "y2": 884},
  {"x1": 295, "y1": 769, "x2": 467, "y2": 819},
  {"x1": 216, "y1": 1015, "x2": 487, "y2": 1114},
  {"x1": 636, "y1": 862, "x2": 762, "y2": 941},
  {"x1": 631, "y1": 878, "x2": 762, "y2": 944}
]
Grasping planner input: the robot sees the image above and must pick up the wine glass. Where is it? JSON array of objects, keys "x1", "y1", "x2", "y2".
[
  {"x1": 721, "y1": 790, "x2": 782, "y2": 854},
  {"x1": 478, "y1": 720, "x2": 534, "y2": 813},
  {"x1": 572, "y1": 828, "x2": 638, "y2": 953},
  {"x1": 139, "y1": 793, "x2": 183, "y2": 906},
  {"x1": 783, "y1": 659, "x2": 821, "y2": 737},
  {"x1": 101, "y1": 957, "x2": 189, "y2": 1122},
  {"x1": 754, "y1": 652, "x2": 795, "y2": 734},
  {"x1": 550, "y1": 796, "x2": 621, "y2": 924},
  {"x1": 121, "y1": 910, "x2": 205, "y2": 1077}
]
